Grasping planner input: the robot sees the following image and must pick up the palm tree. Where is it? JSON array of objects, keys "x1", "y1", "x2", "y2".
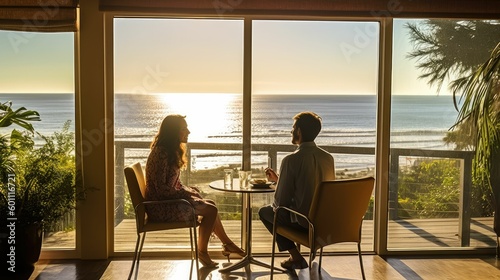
[
  {"x1": 406, "y1": 19, "x2": 500, "y2": 253},
  {"x1": 450, "y1": 43, "x2": 500, "y2": 253},
  {"x1": 406, "y1": 20, "x2": 500, "y2": 91}
]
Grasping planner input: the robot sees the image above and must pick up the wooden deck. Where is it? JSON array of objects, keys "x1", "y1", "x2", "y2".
[{"x1": 43, "y1": 217, "x2": 497, "y2": 252}]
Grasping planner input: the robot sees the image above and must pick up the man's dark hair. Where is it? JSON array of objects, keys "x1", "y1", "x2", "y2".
[{"x1": 293, "y1": 111, "x2": 322, "y2": 142}]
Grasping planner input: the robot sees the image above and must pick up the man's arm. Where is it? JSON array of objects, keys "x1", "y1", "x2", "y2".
[
  {"x1": 272, "y1": 156, "x2": 293, "y2": 209},
  {"x1": 264, "y1": 167, "x2": 278, "y2": 182}
]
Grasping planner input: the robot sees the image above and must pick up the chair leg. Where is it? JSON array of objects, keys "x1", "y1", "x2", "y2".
[
  {"x1": 189, "y1": 228, "x2": 194, "y2": 261},
  {"x1": 128, "y1": 232, "x2": 146, "y2": 280},
  {"x1": 128, "y1": 234, "x2": 140, "y2": 280},
  {"x1": 318, "y1": 247, "x2": 323, "y2": 273},
  {"x1": 137, "y1": 232, "x2": 147, "y2": 261},
  {"x1": 357, "y1": 242, "x2": 366, "y2": 280},
  {"x1": 270, "y1": 229, "x2": 278, "y2": 280},
  {"x1": 190, "y1": 227, "x2": 200, "y2": 279},
  {"x1": 188, "y1": 228, "x2": 194, "y2": 280},
  {"x1": 309, "y1": 249, "x2": 313, "y2": 271}
]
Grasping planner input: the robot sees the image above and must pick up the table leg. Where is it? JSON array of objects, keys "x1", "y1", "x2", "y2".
[{"x1": 218, "y1": 193, "x2": 286, "y2": 274}]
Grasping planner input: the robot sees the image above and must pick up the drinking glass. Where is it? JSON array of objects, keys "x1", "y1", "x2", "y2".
[
  {"x1": 238, "y1": 170, "x2": 252, "y2": 189},
  {"x1": 224, "y1": 169, "x2": 233, "y2": 189}
]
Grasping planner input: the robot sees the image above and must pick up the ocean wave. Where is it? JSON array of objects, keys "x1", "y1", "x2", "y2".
[{"x1": 390, "y1": 129, "x2": 449, "y2": 136}]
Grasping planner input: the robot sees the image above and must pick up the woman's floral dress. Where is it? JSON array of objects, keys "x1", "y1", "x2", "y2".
[{"x1": 145, "y1": 146, "x2": 205, "y2": 222}]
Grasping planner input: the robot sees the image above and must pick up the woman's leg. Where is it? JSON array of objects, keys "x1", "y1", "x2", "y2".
[
  {"x1": 203, "y1": 199, "x2": 245, "y2": 257},
  {"x1": 213, "y1": 214, "x2": 232, "y2": 244},
  {"x1": 203, "y1": 199, "x2": 232, "y2": 244},
  {"x1": 194, "y1": 202, "x2": 218, "y2": 253}
]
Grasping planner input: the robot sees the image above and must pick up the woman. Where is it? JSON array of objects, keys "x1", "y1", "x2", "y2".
[{"x1": 145, "y1": 114, "x2": 245, "y2": 268}]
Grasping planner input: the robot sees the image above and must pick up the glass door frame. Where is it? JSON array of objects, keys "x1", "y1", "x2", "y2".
[{"x1": 105, "y1": 12, "x2": 495, "y2": 257}]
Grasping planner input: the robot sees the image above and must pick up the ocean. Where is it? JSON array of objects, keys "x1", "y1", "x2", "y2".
[{"x1": 0, "y1": 93, "x2": 460, "y2": 171}]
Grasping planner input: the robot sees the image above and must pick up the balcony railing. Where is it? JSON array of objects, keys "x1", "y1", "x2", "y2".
[{"x1": 114, "y1": 140, "x2": 475, "y2": 246}]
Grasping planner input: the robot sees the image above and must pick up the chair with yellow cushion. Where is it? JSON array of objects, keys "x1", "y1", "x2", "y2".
[
  {"x1": 124, "y1": 162, "x2": 199, "y2": 280},
  {"x1": 270, "y1": 176, "x2": 375, "y2": 280}
]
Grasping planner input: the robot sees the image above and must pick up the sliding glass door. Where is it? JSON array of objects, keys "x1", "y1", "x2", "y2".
[
  {"x1": 251, "y1": 20, "x2": 379, "y2": 253},
  {"x1": 111, "y1": 15, "x2": 499, "y2": 255},
  {"x1": 113, "y1": 18, "x2": 245, "y2": 252},
  {"x1": 388, "y1": 18, "x2": 497, "y2": 250}
]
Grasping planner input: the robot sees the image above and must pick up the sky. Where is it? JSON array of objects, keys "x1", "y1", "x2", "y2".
[
  {"x1": 0, "y1": 18, "x2": 447, "y2": 95},
  {"x1": 0, "y1": 31, "x2": 74, "y2": 93}
]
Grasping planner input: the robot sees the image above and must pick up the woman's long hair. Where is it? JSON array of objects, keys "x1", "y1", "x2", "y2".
[{"x1": 150, "y1": 115, "x2": 187, "y2": 169}]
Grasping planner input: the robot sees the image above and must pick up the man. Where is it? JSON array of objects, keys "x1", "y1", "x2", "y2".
[{"x1": 258, "y1": 111, "x2": 335, "y2": 270}]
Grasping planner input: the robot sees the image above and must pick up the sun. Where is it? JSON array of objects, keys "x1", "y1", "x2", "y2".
[{"x1": 157, "y1": 93, "x2": 238, "y2": 142}]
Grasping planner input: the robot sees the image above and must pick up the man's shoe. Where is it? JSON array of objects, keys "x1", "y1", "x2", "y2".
[{"x1": 280, "y1": 257, "x2": 308, "y2": 270}]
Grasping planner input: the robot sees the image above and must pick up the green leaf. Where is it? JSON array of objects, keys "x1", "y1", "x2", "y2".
[{"x1": 0, "y1": 101, "x2": 40, "y2": 133}]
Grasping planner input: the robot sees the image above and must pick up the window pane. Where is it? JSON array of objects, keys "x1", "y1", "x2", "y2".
[
  {"x1": 113, "y1": 18, "x2": 244, "y2": 252},
  {"x1": 389, "y1": 19, "x2": 497, "y2": 250},
  {"x1": 0, "y1": 31, "x2": 76, "y2": 250},
  {"x1": 252, "y1": 20, "x2": 379, "y2": 253}
]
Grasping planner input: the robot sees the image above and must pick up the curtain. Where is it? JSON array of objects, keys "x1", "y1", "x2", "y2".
[
  {"x1": 98, "y1": 0, "x2": 500, "y2": 18},
  {"x1": 0, "y1": 0, "x2": 78, "y2": 32}
]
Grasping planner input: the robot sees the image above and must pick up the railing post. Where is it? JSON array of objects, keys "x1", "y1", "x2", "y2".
[
  {"x1": 268, "y1": 149, "x2": 278, "y2": 171},
  {"x1": 115, "y1": 141, "x2": 125, "y2": 226},
  {"x1": 459, "y1": 154, "x2": 473, "y2": 247},
  {"x1": 389, "y1": 150, "x2": 400, "y2": 220},
  {"x1": 266, "y1": 149, "x2": 278, "y2": 206}
]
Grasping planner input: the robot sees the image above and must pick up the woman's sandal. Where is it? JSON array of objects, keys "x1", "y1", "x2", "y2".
[
  {"x1": 198, "y1": 251, "x2": 218, "y2": 268},
  {"x1": 221, "y1": 242, "x2": 246, "y2": 261}
]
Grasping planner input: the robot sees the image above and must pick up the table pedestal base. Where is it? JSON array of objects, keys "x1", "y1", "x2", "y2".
[{"x1": 219, "y1": 255, "x2": 286, "y2": 273}]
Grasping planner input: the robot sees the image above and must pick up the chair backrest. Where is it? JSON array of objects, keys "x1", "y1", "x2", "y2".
[
  {"x1": 308, "y1": 176, "x2": 375, "y2": 248},
  {"x1": 124, "y1": 162, "x2": 147, "y2": 230}
]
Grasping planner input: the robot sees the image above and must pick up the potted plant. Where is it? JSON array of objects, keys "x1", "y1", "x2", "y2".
[{"x1": 0, "y1": 101, "x2": 76, "y2": 278}]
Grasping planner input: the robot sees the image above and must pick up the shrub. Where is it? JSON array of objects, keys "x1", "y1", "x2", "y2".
[
  {"x1": 398, "y1": 159, "x2": 460, "y2": 218},
  {"x1": 0, "y1": 121, "x2": 76, "y2": 228}
]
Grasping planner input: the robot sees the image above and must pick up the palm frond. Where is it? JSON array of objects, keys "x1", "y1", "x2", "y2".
[
  {"x1": 452, "y1": 42, "x2": 500, "y2": 188},
  {"x1": 0, "y1": 101, "x2": 40, "y2": 133}
]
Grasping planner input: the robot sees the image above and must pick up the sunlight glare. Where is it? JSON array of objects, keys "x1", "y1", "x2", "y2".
[{"x1": 158, "y1": 93, "x2": 237, "y2": 142}]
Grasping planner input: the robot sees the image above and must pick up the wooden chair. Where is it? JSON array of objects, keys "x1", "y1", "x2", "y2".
[
  {"x1": 124, "y1": 162, "x2": 199, "y2": 280},
  {"x1": 270, "y1": 176, "x2": 375, "y2": 280}
]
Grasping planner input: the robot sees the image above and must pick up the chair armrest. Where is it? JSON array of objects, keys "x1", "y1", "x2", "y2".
[
  {"x1": 274, "y1": 206, "x2": 319, "y2": 252},
  {"x1": 139, "y1": 198, "x2": 194, "y2": 208},
  {"x1": 274, "y1": 206, "x2": 313, "y2": 226}
]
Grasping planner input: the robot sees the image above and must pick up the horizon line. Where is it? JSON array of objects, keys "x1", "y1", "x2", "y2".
[{"x1": 0, "y1": 92, "x2": 454, "y2": 96}]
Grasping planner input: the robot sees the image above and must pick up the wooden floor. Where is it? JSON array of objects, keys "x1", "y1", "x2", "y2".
[
  {"x1": 30, "y1": 254, "x2": 500, "y2": 280},
  {"x1": 32, "y1": 217, "x2": 499, "y2": 279}
]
